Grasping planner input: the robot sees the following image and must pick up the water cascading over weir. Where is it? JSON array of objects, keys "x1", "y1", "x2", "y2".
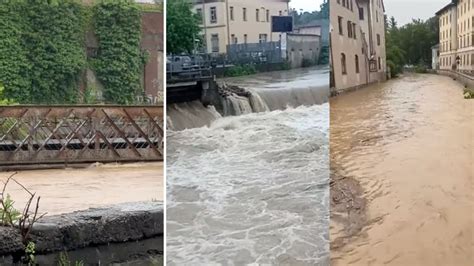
[{"x1": 167, "y1": 70, "x2": 330, "y2": 131}]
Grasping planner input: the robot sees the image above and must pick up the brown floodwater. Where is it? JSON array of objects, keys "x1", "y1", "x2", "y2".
[
  {"x1": 0, "y1": 162, "x2": 163, "y2": 215},
  {"x1": 330, "y1": 74, "x2": 474, "y2": 265}
]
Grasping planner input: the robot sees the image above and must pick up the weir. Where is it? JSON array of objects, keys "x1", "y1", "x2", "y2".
[{"x1": 167, "y1": 67, "x2": 330, "y2": 131}]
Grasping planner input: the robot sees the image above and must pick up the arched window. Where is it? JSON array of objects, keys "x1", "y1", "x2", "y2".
[
  {"x1": 341, "y1": 53, "x2": 347, "y2": 74},
  {"x1": 355, "y1": 55, "x2": 360, "y2": 73}
]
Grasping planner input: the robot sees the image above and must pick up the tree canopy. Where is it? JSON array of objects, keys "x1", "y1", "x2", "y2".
[
  {"x1": 167, "y1": 0, "x2": 201, "y2": 54},
  {"x1": 290, "y1": 0, "x2": 329, "y2": 26},
  {"x1": 386, "y1": 16, "x2": 439, "y2": 76}
]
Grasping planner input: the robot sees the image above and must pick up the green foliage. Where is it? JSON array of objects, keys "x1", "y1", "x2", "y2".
[
  {"x1": 318, "y1": 45, "x2": 330, "y2": 65},
  {"x1": 0, "y1": 194, "x2": 21, "y2": 226},
  {"x1": 225, "y1": 64, "x2": 257, "y2": 77},
  {"x1": 93, "y1": 0, "x2": 144, "y2": 104},
  {"x1": 302, "y1": 58, "x2": 316, "y2": 68},
  {"x1": 290, "y1": 0, "x2": 328, "y2": 25},
  {"x1": 58, "y1": 252, "x2": 84, "y2": 266},
  {"x1": 0, "y1": 1, "x2": 31, "y2": 103},
  {"x1": 464, "y1": 88, "x2": 474, "y2": 99},
  {"x1": 167, "y1": 0, "x2": 201, "y2": 54},
  {"x1": 386, "y1": 16, "x2": 438, "y2": 74},
  {"x1": 26, "y1": 1, "x2": 87, "y2": 104},
  {"x1": 24, "y1": 241, "x2": 36, "y2": 265},
  {"x1": 0, "y1": 1, "x2": 87, "y2": 104},
  {"x1": 0, "y1": 84, "x2": 16, "y2": 105}
]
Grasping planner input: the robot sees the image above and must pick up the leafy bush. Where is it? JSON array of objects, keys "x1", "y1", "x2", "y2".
[
  {"x1": 464, "y1": 88, "x2": 474, "y2": 99},
  {"x1": 225, "y1": 64, "x2": 257, "y2": 77},
  {"x1": 302, "y1": 58, "x2": 316, "y2": 68},
  {"x1": 414, "y1": 64, "x2": 428, "y2": 73}
]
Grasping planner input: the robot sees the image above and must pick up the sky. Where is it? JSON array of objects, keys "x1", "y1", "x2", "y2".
[
  {"x1": 290, "y1": 0, "x2": 324, "y2": 12},
  {"x1": 384, "y1": 0, "x2": 448, "y2": 25}
]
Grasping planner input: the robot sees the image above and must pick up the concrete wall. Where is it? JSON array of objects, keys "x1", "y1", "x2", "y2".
[
  {"x1": 286, "y1": 34, "x2": 321, "y2": 68},
  {"x1": 0, "y1": 202, "x2": 163, "y2": 265},
  {"x1": 141, "y1": 11, "x2": 164, "y2": 103},
  {"x1": 438, "y1": 69, "x2": 474, "y2": 89}
]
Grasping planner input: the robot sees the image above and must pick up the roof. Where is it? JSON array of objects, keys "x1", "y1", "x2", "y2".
[{"x1": 435, "y1": 0, "x2": 457, "y2": 16}]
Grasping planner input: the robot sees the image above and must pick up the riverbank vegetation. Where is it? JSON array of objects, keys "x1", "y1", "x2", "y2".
[{"x1": 385, "y1": 16, "x2": 438, "y2": 77}]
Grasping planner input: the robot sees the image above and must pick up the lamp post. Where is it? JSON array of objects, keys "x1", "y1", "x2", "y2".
[{"x1": 456, "y1": 55, "x2": 460, "y2": 71}]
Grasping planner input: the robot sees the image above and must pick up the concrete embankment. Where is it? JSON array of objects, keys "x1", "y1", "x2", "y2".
[{"x1": 0, "y1": 201, "x2": 163, "y2": 265}]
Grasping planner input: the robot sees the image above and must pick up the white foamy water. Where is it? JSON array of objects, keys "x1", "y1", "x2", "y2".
[{"x1": 167, "y1": 104, "x2": 330, "y2": 265}]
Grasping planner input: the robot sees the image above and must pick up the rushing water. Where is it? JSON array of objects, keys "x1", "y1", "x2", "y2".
[
  {"x1": 330, "y1": 74, "x2": 474, "y2": 265},
  {"x1": 167, "y1": 67, "x2": 330, "y2": 265},
  {"x1": 167, "y1": 67, "x2": 329, "y2": 131}
]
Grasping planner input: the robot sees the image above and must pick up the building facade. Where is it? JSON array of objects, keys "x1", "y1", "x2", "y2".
[
  {"x1": 432, "y1": 44, "x2": 440, "y2": 70},
  {"x1": 193, "y1": 0, "x2": 290, "y2": 54},
  {"x1": 436, "y1": 0, "x2": 474, "y2": 73},
  {"x1": 330, "y1": 0, "x2": 387, "y2": 94}
]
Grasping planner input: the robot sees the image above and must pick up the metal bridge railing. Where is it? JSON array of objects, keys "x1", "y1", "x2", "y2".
[{"x1": 0, "y1": 106, "x2": 163, "y2": 166}]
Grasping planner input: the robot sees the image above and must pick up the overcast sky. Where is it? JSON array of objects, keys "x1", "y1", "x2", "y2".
[
  {"x1": 290, "y1": 0, "x2": 324, "y2": 12},
  {"x1": 384, "y1": 0, "x2": 447, "y2": 25}
]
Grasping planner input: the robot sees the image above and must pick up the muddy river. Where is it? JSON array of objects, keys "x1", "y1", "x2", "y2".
[
  {"x1": 0, "y1": 162, "x2": 163, "y2": 215},
  {"x1": 167, "y1": 67, "x2": 330, "y2": 265},
  {"x1": 330, "y1": 74, "x2": 474, "y2": 265}
]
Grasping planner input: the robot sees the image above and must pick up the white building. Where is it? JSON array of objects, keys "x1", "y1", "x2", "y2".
[{"x1": 192, "y1": 0, "x2": 290, "y2": 54}]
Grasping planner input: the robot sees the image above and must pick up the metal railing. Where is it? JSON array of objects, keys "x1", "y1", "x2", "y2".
[{"x1": 0, "y1": 106, "x2": 163, "y2": 166}]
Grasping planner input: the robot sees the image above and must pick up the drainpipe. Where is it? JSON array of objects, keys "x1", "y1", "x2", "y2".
[
  {"x1": 202, "y1": 0, "x2": 208, "y2": 53},
  {"x1": 225, "y1": 0, "x2": 231, "y2": 53}
]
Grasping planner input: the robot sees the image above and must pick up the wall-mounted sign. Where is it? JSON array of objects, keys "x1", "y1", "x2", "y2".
[
  {"x1": 272, "y1": 16, "x2": 293, "y2": 32},
  {"x1": 369, "y1": 59, "x2": 377, "y2": 72}
]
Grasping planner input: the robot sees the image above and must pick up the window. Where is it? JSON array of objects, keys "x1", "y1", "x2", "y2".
[
  {"x1": 243, "y1": 8, "x2": 247, "y2": 21},
  {"x1": 266, "y1": 9, "x2": 270, "y2": 22},
  {"x1": 355, "y1": 55, "x2": 360, "y2": 73},
  {"x1": 377, "y1": 34, "x2": 381, "y2": 46},
  {"x1": 211, "y1": 34, "x2": 219, "y2": 52},
  {"x1": 244, "y1": 34, "x2": 248, "y2": 44},
  {"x1": 352, "y1": 23, "x2": 357, "y2": 39},
  {"x1": 231, "y1": 34, "x2": 238, "y2": 44},
  {"x1": 350, "y1": 0, "x2": 353, "y2": 11},
  {"x1": 196, "y1": 8, "x2": 203, "y2": 23},
  {"x1": 376, "y1": 10, "x2": 378, "y2": 22},
  {"x1": 347, "y1": 21, "x2": 352, "y2": 38},
  {"x1": 279, "y1": 10, "x2": 282, "y2": 16},
  {"x1": 210, "y1": 7, "x2": 217, "y2": 24},
  {"x1": 338, "y1": 16, "x2": 343, "y2": 35},
  {"x1": 259, "y1": 34, "x2": 268, "y2": 43},
  {"x1": 359, "y1": 8, "x2": 364, "y2": 20},
  {"x1": 341, "y1": 53, "x2": 347, "y2": 74},
  {"x1": 256, "y1": 9, "x2": 259, "y2": 22},
  {"x1": 378, "y1": 57, "x2": 381, "y2": 70},
  {"x1": 230, "y1": 6, "x2": 234, "y2": 21}
]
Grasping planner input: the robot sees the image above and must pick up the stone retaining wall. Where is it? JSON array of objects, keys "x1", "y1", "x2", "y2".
[{"x1": 0, "y1": 202, "x2": 163, "y2": 265}]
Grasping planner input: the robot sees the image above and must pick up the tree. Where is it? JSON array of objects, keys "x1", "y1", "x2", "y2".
[
  {"x1": 167, "y1": 0, "x2": 201, "y2": 54},
  {"x1": 385, "y1": 16, "x2": 438, "y2": 76}
]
